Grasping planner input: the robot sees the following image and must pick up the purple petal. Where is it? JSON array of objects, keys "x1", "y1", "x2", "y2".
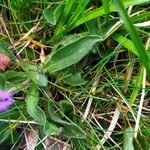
[{"x1": 0, "y1": 90, "x2": 14, "y2": 112}]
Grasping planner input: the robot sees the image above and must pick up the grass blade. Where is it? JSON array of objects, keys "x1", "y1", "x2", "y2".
[
  {"x1": 75, "y1": 0, "x2": 150, "y2": 28},
  {"x1": 102, "y1": 0, "x2": 110, "y2": 21},
  {"x1": 113, "y1": 0, "x2": 150, "y2": 78}
]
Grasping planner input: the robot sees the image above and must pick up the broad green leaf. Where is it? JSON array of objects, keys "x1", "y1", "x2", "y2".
[
  {"x1": 61, "y1": 34, "x2": 82, "y2": 46},
  {"x1": 123, "y1": 127, "x2": 134, "y2": 150},
  {"x1": 25, "y1": 85, "x2": 46, "y2": 125},
  {"x1": 47, "y1": 101, "x2": 68, "y2": 124},
  {"x1": 44, "y1": 35, "x2": 102, "y2": 73},
  {"x1": 43, "y1": 3, "x2": 64, "y2": 25},
  {"x1": 62, "y1": 68, "x2": 87, "y2": 86},
  {"x1": 101, "y1": 18, "x2": 119, "y2": 35},
  {"x1": 27, "y1": 72, "x2": 48, "y2": 87},
  {"x1": 19, "y1": 61, "x2": 38, "y2": 72},
  {"x1": 4, "y1": 71, "x2": 27, "y2": 83},
  {"x1": 63, "y1": 122, "x2": 86, "y2": 138},
  {"x1": 52, "y1": 34, "x2": 82, "y2": 54},
  {"x1": 44, "y1": 121, "x2": 62, "y2": 135},
  {"x1": 59, "y1": 100, "x2": 74, "y2": 114},
  {"x1": 47, "y1": 101, "x2": 85, "y2": 138}
]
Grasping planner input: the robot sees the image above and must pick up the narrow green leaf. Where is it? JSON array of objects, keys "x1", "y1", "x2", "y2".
[
  {"x1": 102, "y1": 0, "x2": 110, "y2": 21},
  {"x1": 0, "y1": 123, "x2": 13, "y2": 144},
  {"x1": 44, "y1": 35, "x2": 102, "y2": 73},
  {"x1": 63, "y1": 0, "x2": 75, "y2": 19},
  {"x1": 129, "y1": 66, "x2": 144, "y2": 105},
  {"x1": 0, "y1": 74, "x2": 6, "y2": 90},
  {"x1": 112, "y1": 34, "x2": 150, "y2": 62},
  {"x1": 112, "y1": 34, "x2": 138, "y2": 56},
  {"x1": 0, "y1": 109, "x2": 20, "y2": 119},
  {"x1": 26, "y1": 85, "x2": 46, "y2": 125},
  {"x1": 134, "y1": 134, "x2": 150, "y2": 149},
  {"x1": 74, "y1": 0, "x2": 150, "y2": 29},
  {"x1": 0, "y1": 39, "x2": 16, "y2": 60},
  {"x1": 66, "y1": 0, "x2": 90, "y2": 26},
  {"x1": 53, "y1": 0, "x2": 75, "y2": 37},
  {"x1": 113, "y1": 0, "x2": 150, "y2": 77},
  {"x1": 53, "y1": 0, "x2": 90, "y2": 41}
]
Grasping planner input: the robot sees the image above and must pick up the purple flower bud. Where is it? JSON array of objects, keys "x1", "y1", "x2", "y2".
[{"x1": 0, "y1": 90, "x2": 14, "y2": 112}]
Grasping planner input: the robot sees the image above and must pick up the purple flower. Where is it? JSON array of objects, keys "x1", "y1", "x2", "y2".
[{"x1": 0, "y1": 90, "x2": 14, "y2": 112}]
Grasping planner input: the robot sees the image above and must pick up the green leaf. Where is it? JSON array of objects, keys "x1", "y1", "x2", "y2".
[
  {"x1": 134, "y1": 134, "x2": 150, "y2": 150},
  {"x1": 112, "y1": 34, "x2": 150, "y2": 63},
  {"x1": 0, "y1": 123, "x2": 13, "y2": 144},
  {"x1": 0, "y1": 109, "x2": 20, "y2": 119},
  {"x1": 47, "y1": 101, "x2": 68, "y2": 124},
  {"x1": 61, "y1": 34, "x2": 82, "y2": 46},
  {"x1": 52, "y1": 34, "x2": 82, "y2": 54},
  {"x1": 66, "y1": 0, "x2": 90, "y2": 27},
  {"x1": 19, "y1": 61, "x2": 38, "y2": 72},
  {"x1": 62, "y1": 68, "x2": 87, "y2": 86},
  {"x1": 59, "y1": 100, "x2": 74, "y2": 114},
  {"x1": 63, "y1": 122, "x2": 86, "y2": 139},
  {"x1": 63, "y1": 0, "x2": 75, "y2": 19},
  {"x1": 53, "y1": 0, "x2": 90, "y2": 40},
  {"x1": 102, "y1": 0, "x2": 110, "y2": 21},
  {"x1": 47, "y1": 101, "x2": 85, "y2": 138},
  {"x1": 0, "y1": 74, "x2": 6, "y2": 90},
  {"x1": 27, "y1": 72, "x2": 48, "y2": 87},
  {"x1": 129, "y1": 66, "x2": 144, "y2": 105},
  {"x1": 44, "y1": 35, "x2": 102, "y2": 73},
  {"x1": 123, "y1": 127, "x2": 134, "y2": 150},
  {"x1": 25, "y1": 85, "x2": 46, "y2": 125},
  {"x1": 75, "y1": 0, "x2": 150, "y2": 29},
  {"x1": 113, "y1": 0, "x2": 150, "y2": 77},
  {"x1": 4, "y1": 71, "x2": 27, "y2": 83},
  {"x1": 0, "y1": 39, "x2": 16, "y2": 60},
  {"x1": 43, "y1": 3, "x2": 64, "y2": 25},
  {"x1": 112, "y1": 34, "x2": 138, "y2": 56},
  {"x1": 44, "y1": 121, "x2": 62, "y2": 135}
]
